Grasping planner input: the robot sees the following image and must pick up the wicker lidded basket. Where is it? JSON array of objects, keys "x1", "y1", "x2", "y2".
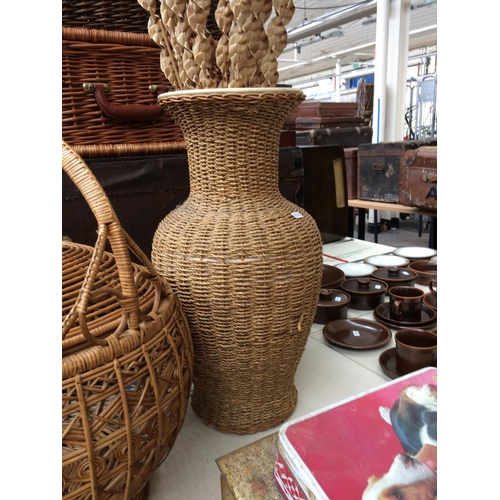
[
  {"x1": 62, "y1": 140, "x2": 193, "y2": 499},
  {"x1": 62, "y1": 0, "x2": 222, "y2": 158}
]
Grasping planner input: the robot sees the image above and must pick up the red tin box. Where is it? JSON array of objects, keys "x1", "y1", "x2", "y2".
[{"x1": 274, "y1": 368, "x2": 438, "y2": 499}]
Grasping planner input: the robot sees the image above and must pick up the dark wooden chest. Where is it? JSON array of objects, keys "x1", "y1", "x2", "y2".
[
  {"x1": 343, "y1": 147, "x2": 358, "y2": 200},
  {"x1": 295, "y1": 126, "x2": 372, "y2": 147},
  {"x1": 294, "y1": 145, "x2": 350, "y2": 243},
  {"x1": 399, "y1": 146, "x2": 437, "y2": 210},
  {"x1": 62, "y1": 146, "x2": 350, "y2": 259},
  {"x1": 295, "y1": 116, "x2": 365, "y2": 130},
  {"x1": 357, "y1": 139, "x2": 437, "y2": 203},
  {"x1": 297, "y1": 101, "x2": 358, "y2": 118}
]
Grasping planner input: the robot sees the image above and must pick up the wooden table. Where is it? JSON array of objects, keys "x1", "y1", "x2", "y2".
[
  {"x1": 347, "y1": 199, "x2": 437, "y2": 249},
  {"x1": 216, "y1": 433, "x2": 282, "y2": 500}
]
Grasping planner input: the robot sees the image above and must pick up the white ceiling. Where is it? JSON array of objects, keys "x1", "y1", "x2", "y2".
[{"x1": 277, "y1": 0, "x2": 437, "y2": 85}]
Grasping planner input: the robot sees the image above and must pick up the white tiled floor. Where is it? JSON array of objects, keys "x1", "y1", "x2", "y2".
[{"x1": 148, "y1": 239, "x2": 435, "y2": 500}]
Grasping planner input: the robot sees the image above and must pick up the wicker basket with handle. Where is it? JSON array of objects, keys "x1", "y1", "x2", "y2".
[{"x1": 62, "y1": 139, "x2": 193, "y2": 499}]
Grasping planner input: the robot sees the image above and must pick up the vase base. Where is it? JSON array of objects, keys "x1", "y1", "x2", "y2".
[{"x1": 191, "y1": 386, "x2": 298, "y2": 434}]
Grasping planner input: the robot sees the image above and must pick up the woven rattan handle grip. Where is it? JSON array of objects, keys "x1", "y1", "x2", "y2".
[
  {"x1": 62, "y1": 140, "x2": 140, "y2": 338},
  {"x1": 91, "y1": 83, "x2": 164, "y2": 122}
]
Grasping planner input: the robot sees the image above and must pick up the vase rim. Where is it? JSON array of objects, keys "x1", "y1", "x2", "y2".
[{"x1": 157, "y1": 87, "x2": 304, "y2": 100}]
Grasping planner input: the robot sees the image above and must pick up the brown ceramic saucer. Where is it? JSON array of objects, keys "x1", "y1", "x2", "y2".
[
  {"x1": 423, "y1": 292, "x2": 437, "y2": 311},
  {"x1": 378, "y1": 347, "x2": 437, "y2": 379},
  {"x1": 378, "y1": 348, "x2": 404, "y2": 378},
  {"x1": 323, "y1": 318, "x2": 392, "y2": 350},
  {"x1": 374, "y1": 302, "x2": 436, "y2": 329}
]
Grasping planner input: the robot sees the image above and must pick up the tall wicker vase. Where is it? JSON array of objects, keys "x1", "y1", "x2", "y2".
[{"x1": 152, "y1": 88, "x2": 323, "y2": 434}]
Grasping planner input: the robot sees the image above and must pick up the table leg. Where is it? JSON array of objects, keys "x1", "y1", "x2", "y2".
[
  {"x1": 348, "y1": 207, "x2": 355, "y2": 237},
  {"x1": 358, "y1": 208, "x2": 366, "y2": 240},
  {"x1": 373, "y1": 210, "x2": 378, "y2": 243},
  {"x1": 428, "y1": 216, "x2": 437, "y2": 249}
]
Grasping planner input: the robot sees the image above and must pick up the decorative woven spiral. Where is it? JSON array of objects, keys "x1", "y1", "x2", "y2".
[{"x1": 137, "y1": 0, "x2": 296, "y2": 89}]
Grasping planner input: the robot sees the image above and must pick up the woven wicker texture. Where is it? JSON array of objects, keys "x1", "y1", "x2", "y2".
[
  {"x1": 63, "y1": 0, "x2": 151, "y2": 33},
  {"x1": 152, "y1": 89, "x2": 323, "y2": 434},
  {"x1": 63, "y1": 0, "x2": 221, "y2": 39},
  {"x1": 62, "y1": 140, "x2": 194, "y2": 499},
  {"x1": 62, "y1": 27, "x2": 186, "y2": 157}
]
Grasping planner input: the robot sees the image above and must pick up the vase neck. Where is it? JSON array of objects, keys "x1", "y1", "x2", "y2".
[{"x1": 159, "y1": 91, "x2": 304, "y2": 204}]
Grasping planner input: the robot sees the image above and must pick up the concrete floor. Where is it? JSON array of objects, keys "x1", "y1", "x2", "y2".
[{"x1": 353, "y1": 213, "x2": 435, "y2": 249}]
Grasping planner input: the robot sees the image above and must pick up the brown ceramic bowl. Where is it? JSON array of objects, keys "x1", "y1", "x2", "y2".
[
  {"x1": 322, "y1": 264, "x2": 346, "y2": 289},
  {"x1": 314, "y1": 289, "x2": 351, "y2": 324},
  {"x1": 408, "y1": 259, "x2": 437, "y2": 286},
  {"x1": 340, "y1": 277, "x2": 387, "y2": 310},
  {"x1": 371, "y1": 267, "x2": 418, "y2": 294}
]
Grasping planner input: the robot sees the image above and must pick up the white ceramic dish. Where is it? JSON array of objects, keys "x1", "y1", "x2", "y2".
[
  {"x1": 336, "y1": 262, "x2": 376, "y2": 278},
  {"x1": 393, "y1": 246, "x2": 437, "y2": 260},
  {"x1": 365, "y1": 255, "x2": 410, "y2": 268}
]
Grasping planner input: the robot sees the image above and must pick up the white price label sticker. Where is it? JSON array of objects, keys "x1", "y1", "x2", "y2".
[
  {"x1": 291, "y1": 211, "x2": 303, "y2": 219},
  {"x1": 352, "y1": 330, "x2": 360, "y2": 337},
  {"x1": 335, "y1": 297, "x2": 342, "y2": 302}
]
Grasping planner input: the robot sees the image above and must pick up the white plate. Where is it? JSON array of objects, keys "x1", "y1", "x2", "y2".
[
  {"x1": 393, "y1": 247, "x2": 437, "y2": 260},
  {"x1": 365, "y1": 255, "x2": 410, "y2": 268},
  {"x1": 336, "y1": 262, "x2": 376, "y2": 277}
]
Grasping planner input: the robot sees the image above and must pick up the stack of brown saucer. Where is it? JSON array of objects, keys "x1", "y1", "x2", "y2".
[{"x1": 374, "y1": 302, "x2": 436, "y2": 330}]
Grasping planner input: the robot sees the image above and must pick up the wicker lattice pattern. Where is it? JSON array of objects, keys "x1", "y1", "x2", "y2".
[
  {"x1": 152, "y1": 89, "x2": 323, "y2": 434},
  {"x1": 63, "y1": 0, "x2": 151, "y2": 33},
  {"x1": 62, "y1": 140, "x2": 194, "y2": 499},
  {"x1": 62, "y1": 0, "x2": 221, "y2": 39},
  {"x1": 62, "y1": 27, "x2": 186, "y2": 157}
]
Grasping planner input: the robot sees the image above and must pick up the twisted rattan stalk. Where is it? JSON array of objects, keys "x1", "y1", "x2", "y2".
[
  {"x1": 228, "y1": 0, "x2": 258, "y2": 87},
  {"x1": 138, "y1": 0, "x2": 182, "y2": 88},
  {"x1": 137, "y1": 0, "x2": 296, "y2": 89},
  {"x1": 214, "y1": 0, "x2": 233, "y2": 87},
  {"x1": 187, "y1": 0, "x2": 217, "y2": 88},
  {"x1": 162, "y1": 0, "x2": 198, "y2": 88},
  {"x1": 248, "y1": 0, "x2": 273, "y2": 87},
  {"x1": 177, "y1": 20, "x2": 199, "y2": 88},
  {"x1": 267, "y1": 0, "x2": 294, "y2": 57}
]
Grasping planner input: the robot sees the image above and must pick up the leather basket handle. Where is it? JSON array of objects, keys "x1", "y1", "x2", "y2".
[{"x1": 84, "y1": 83, "x2": 167, "y2": 122}]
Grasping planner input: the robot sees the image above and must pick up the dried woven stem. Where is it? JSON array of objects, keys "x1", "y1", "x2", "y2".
[
  {"x1": 228, "y1": 0, "x2": 259, "y2": 87},
  {"x1": 138, "y1": 0, "x2": 182, "y2": 88},
  {"x1": 137, "y1": 0, "x2": 296, "y2": 89},
  {"x1": 215, "y1": 0, "x2": 233, "y2": 86},
  {"x1": 187, "y1": 0, "x2": 217, "y2": 88}
]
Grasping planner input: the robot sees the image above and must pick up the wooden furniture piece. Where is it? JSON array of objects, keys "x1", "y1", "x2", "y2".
[
  {"x1": 347, "y1": 199, "x2": 437, "y2": 249},
  {"x1": 216, "y1": 433, "x2": 281, "y2": 500}
]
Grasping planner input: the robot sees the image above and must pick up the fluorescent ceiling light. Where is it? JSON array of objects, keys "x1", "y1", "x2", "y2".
[{"x1": 279, "y1": 61, "x2": 308, "y2": 71}]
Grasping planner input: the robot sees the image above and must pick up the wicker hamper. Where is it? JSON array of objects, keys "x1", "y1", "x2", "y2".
[
  {"x1": 62, "y1": 0, "x2": 221, "y2": 38},
  {"x1": 61, "y1": 0, "x2": 226, "y2": 158},
  {"x1": 62, "y1": 140, "x2": 194, "y2": 499},
  {"x1": 62, "y1": 26, "x2": 186, "y2": 158}
]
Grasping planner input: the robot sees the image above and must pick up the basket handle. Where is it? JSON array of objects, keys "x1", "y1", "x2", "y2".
[
  {"x1": 62, "y1": 140, "x2": 143, "y2": 343},
  {"x1": 85, "y1": 83, "x2": 166, "y2": 122}
]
